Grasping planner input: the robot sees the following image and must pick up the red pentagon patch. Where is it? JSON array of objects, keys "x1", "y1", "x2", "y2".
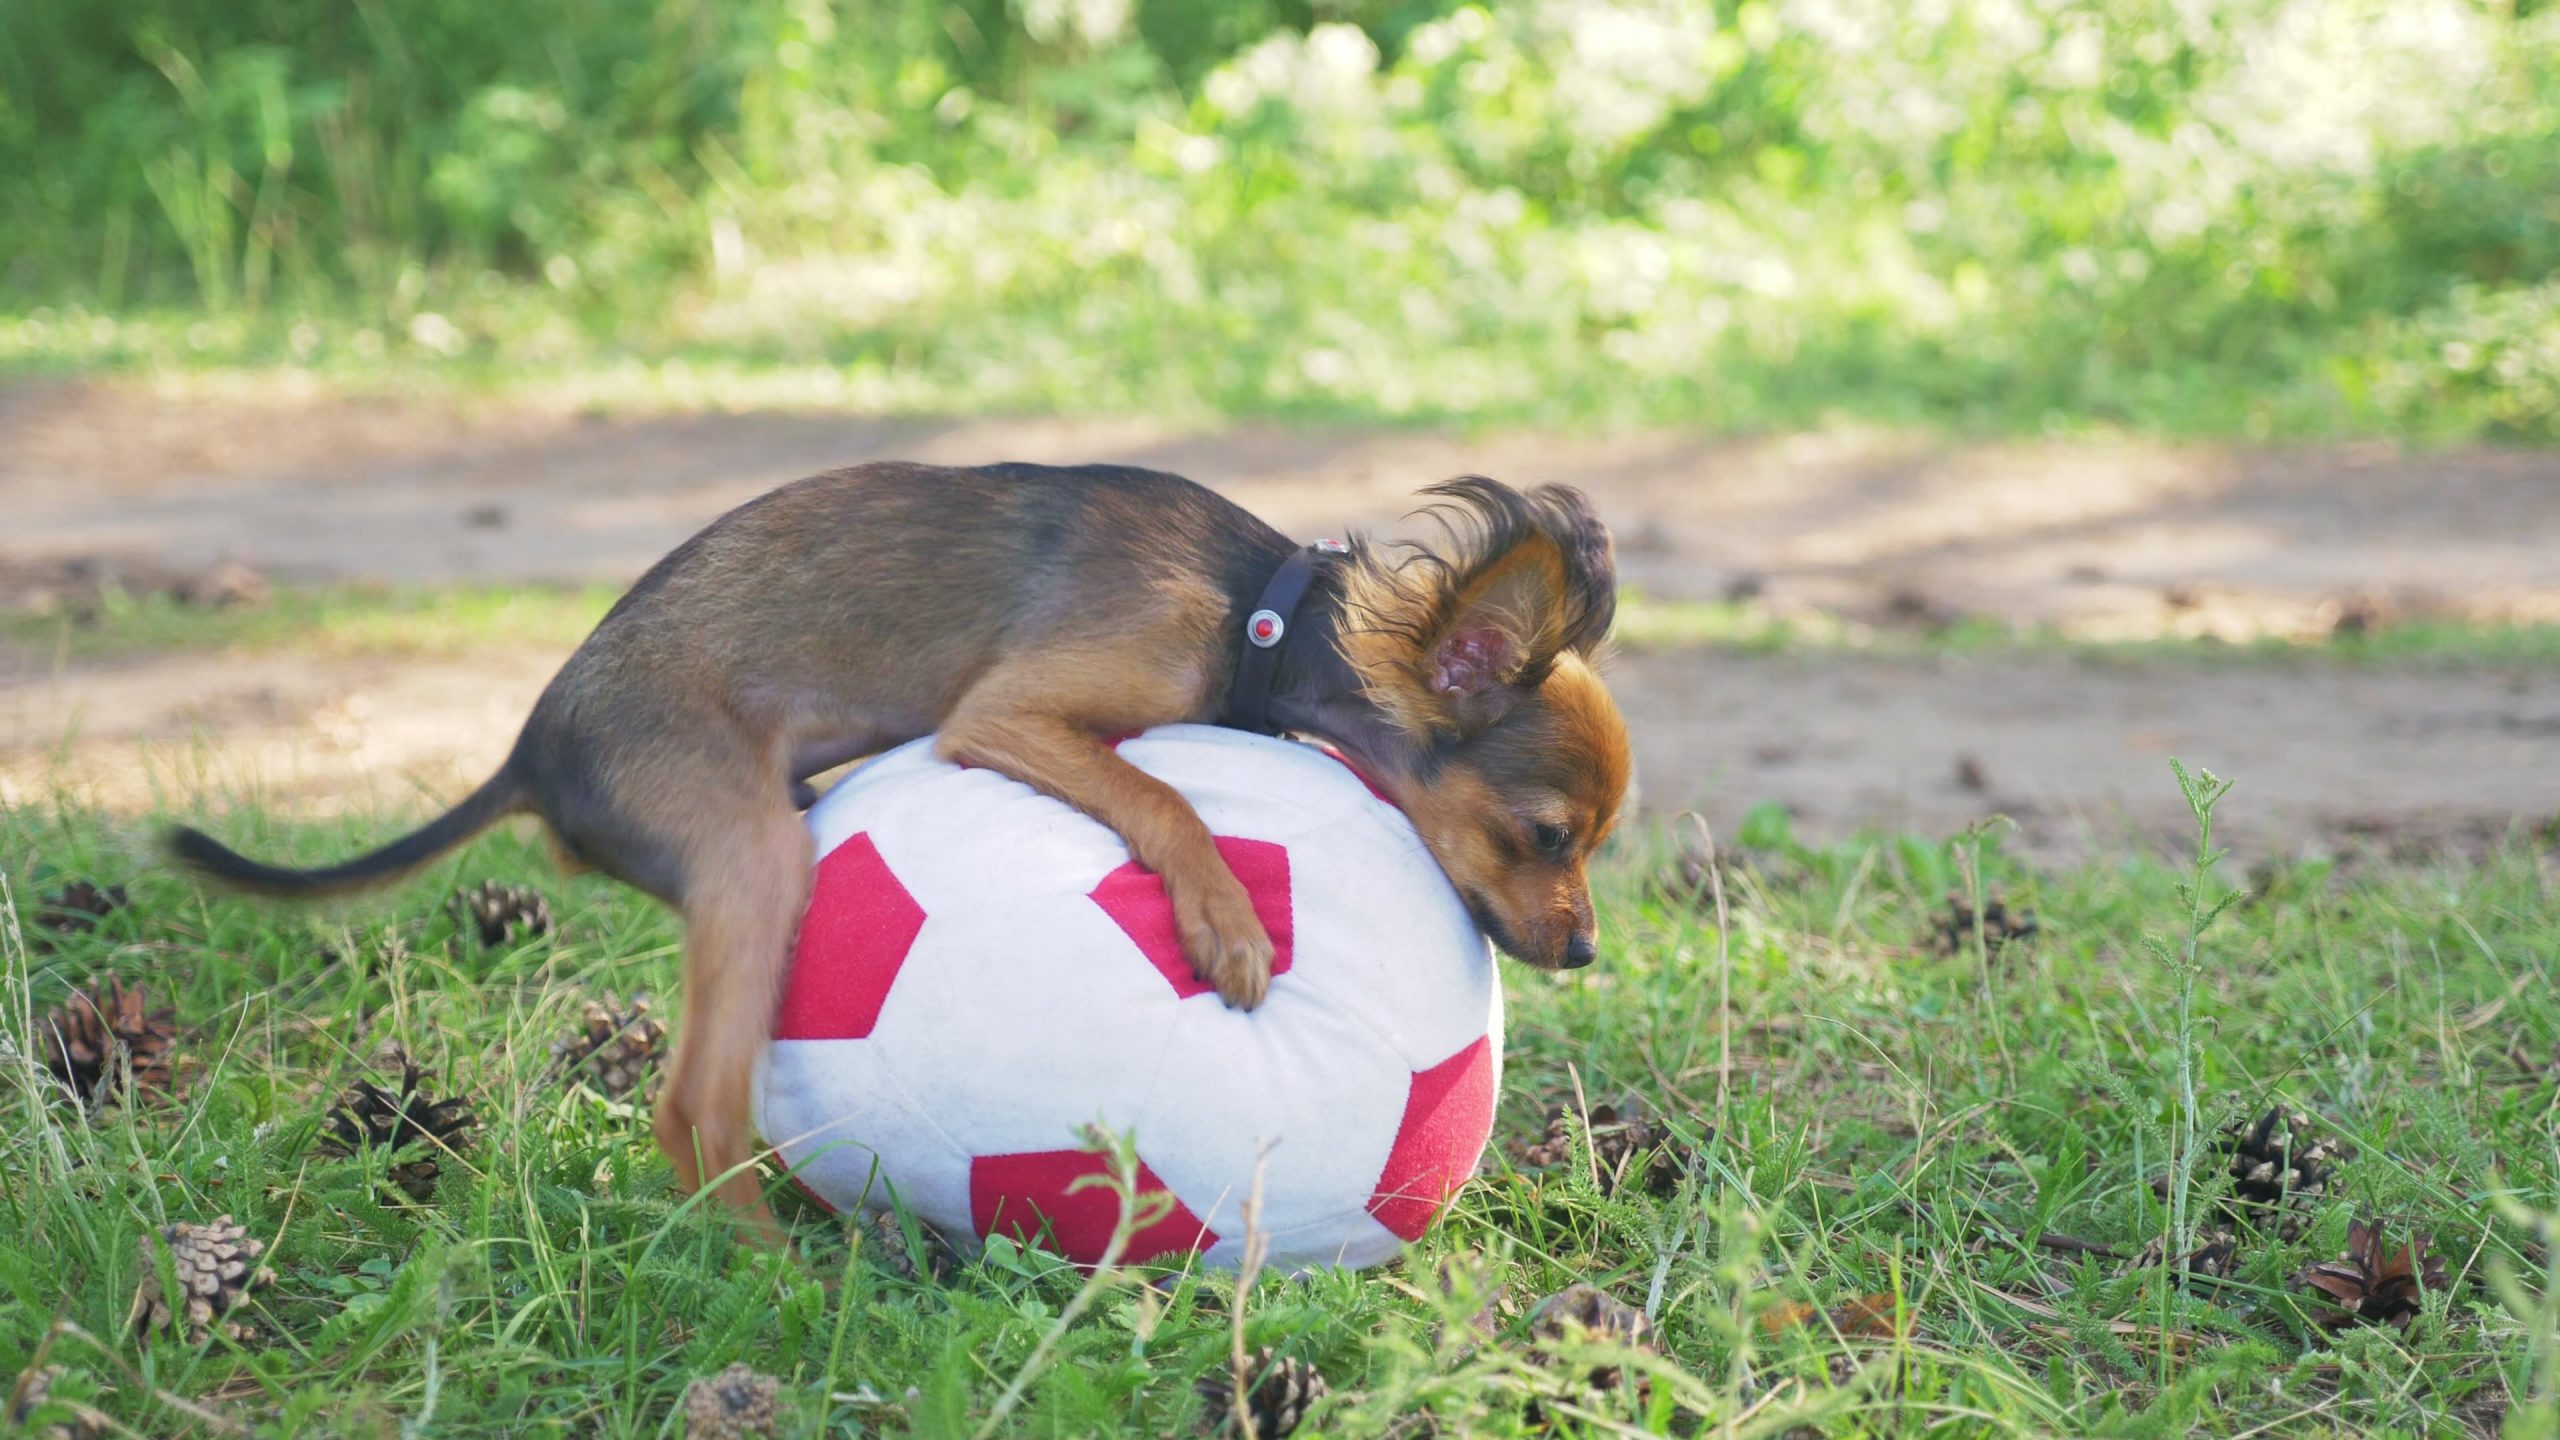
[
  {"x1": 1365, "y1": 1034, "x2": 1497, "y2": 1241},
  {"x1": 970, "y1": 1149, "x2": 1218, "y2": 1266},
  {"x1": 1088, "y1": 836, "x2": 1293, "y2": 999},
  {"x1": 774, "y1": 832, "x2": 926, "y2": 1040}
]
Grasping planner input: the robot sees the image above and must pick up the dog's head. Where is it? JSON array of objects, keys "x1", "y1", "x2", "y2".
[{"x1": 1329, "y1": 478, "x2": 1633, "y2": 971}]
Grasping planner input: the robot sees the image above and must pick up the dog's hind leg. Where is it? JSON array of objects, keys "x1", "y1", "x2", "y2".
[
  {"x1": 522, "y1": 692, "x2": 856, "y2": 1240},
  {"x1": 649, "y1": 799, "x2": 810, "y2": 1241}
]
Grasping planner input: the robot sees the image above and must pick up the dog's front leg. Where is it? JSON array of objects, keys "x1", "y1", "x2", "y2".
[{"x1": 937, "y1": 680, "x2": 1273, "y2": 1009}]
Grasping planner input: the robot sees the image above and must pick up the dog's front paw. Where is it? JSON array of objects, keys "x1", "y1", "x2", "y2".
[{"x1": 1173, "y1": 870, "x2": 1275, "y2": 1010}]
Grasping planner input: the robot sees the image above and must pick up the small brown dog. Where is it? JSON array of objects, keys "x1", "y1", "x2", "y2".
[{"x1": 172, "y1": 464, "x2": 1632, "y2": 1235}]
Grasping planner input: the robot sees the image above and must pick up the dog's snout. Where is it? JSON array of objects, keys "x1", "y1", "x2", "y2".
[{"x1": 1563, "y1": 933, "x2": 1598, "y2": 969}]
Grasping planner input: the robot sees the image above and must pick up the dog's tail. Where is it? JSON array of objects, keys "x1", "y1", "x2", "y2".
[{"x1": 168, "y1": 765, "x2": 530, "y2": 899}]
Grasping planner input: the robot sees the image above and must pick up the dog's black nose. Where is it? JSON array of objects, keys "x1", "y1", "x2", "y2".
[{"x1": 1563, "y1": 934, "x2": 1598, "y2": 969}]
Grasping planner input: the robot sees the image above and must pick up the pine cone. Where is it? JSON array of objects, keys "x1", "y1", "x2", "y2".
[
  {"x1": 862, "y1": 1208, "x2": 958, "y2": 1282},
  {"x1": 6, "y1": 1364, "x2": 109, "y2": 1440},
  {"x1": 33, "y1": 880, "x2": 128, "y2": 938},
  {"x1": 1516, "y1": 1097, "x2": 1692, "y2": 1196},
  {"x1": 683, "y1": 1363, "x2": 780, "y2": 1439},
  {"x1": 2298, "y1": 1216, "x2": 2446, "y2": 1329},
  {"x1": 1930, "y1": 891, "x2": 2038, "y2": 956},
  {"x1": 129, "y1": 1215, "x2": 275, "y2": 1345},
  {"x1": 36, "y1": 978, "x2": 178, "y2": 1106},
  {"x1": 448, "y1": 882, "x2": 553, "y2": 949},
  {"x1": 550, "y1": 993, "x2": 665, "y2": 1100},
  {"x1": 1527, "y1": 1284, "x2": 1655, "y2": 1392},
  {"x1": 1665, "y1": 844, "x2": 1799, "y2": 902},
  {"x1": 1196, "y1": 1349, "x2": 1327, "y2": 1439},
  {"x1": 2129, "y1": 1225, "x2": 2241, "y2": 1281},
  {"x1": 2220, "y1": 1107, "x2": 2345, "y2": 1233},
  {"x1": 1667, "y1": 847, "x2": 1744, "y2": 900},
  {"x1": 2156, "y1": 1105, "x2": 2346, "y2": 1240},
  {"x1": 321, "y1": 1055, "x2": 477, "y2": 1201}
]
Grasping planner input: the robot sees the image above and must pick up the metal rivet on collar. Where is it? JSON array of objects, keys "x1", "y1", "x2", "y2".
[{"x1": 1247, "y1": 609, "x2": 1285, "y2": 648}]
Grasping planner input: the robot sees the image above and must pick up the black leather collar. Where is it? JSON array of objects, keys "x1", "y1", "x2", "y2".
[{"x1": 1223, "y1": 539, "x2": 1346, "y2": 734}]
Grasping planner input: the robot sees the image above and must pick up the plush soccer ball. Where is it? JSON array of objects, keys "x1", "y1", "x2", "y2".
[{"x1": 753, "y1": 723, "x2": 1502, "y2": 1272}]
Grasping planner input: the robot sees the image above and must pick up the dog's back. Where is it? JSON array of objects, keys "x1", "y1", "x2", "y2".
[{"x1": 567, "y1": 461, "x2": 1290, "y2": 698}]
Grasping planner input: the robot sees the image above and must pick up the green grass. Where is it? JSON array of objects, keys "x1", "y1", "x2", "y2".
[
  {"x1": 6, "y1": 774, "x2": 2558, "y2": 1437},
  {"x1": 0, "y1": 584, "x2": 621, "y2": 664},
  {"x1": 6, "y1": 0, "x2": 2559, "y2": 442},
  {"x1": 15, "y1": 581, "x2": 2560, "y2": 673}
]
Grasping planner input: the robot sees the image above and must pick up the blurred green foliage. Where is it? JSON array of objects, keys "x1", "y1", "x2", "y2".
[{"x1": 3, "y1": 0, "x2": 2556, "y2": 438}]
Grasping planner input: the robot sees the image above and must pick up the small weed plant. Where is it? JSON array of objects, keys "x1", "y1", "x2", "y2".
[{"x1": 2160, "y1": 763, "x2": 2240, "y2": 1292}]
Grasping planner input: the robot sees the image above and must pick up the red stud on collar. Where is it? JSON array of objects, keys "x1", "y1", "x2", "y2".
[{"x1": 1249, "y1": 542, "x2": 1340, "y2": 647}]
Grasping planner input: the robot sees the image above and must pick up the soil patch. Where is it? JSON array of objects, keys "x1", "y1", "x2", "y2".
[{"x1": 7, "y1": 381, "x2": 2556, "y2": 858}]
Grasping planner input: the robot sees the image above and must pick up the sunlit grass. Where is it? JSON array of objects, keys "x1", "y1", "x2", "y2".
[
  {"x1": 0, "y1": 584, "x2": 621, "y2": 664},
  {"x1": 12, "y1": 582, "x2": 2560, "y2": 674},
  {"x1": 4, "y1": 777, "x2": 2554, "y2": 1435}
]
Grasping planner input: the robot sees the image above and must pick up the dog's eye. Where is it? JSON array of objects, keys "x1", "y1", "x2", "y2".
[{"x1": 1532, "y1": 822, "x2": 1571, "y2": 856}]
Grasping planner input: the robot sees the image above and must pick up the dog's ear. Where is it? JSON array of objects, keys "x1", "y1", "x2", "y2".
[
  {"x1": 1339, "y1": 478, "x2": 1618, "y2": 740},
  {"x1": 1530, "y1": 482, "x2": 1617, "y2": 658}
]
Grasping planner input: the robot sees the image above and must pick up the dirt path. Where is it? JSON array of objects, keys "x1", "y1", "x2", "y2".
[{"x1": 5, "y1": 381, "x2": 2556, "y2": 859}]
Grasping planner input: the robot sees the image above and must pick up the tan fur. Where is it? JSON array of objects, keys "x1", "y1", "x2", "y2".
[
  {"x1": 1382, "y1": 654, "x2": 1631, "y2": 965},
  {"x1": 1332, "y1": 501, "x2": 1591, "y2": 741}
]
